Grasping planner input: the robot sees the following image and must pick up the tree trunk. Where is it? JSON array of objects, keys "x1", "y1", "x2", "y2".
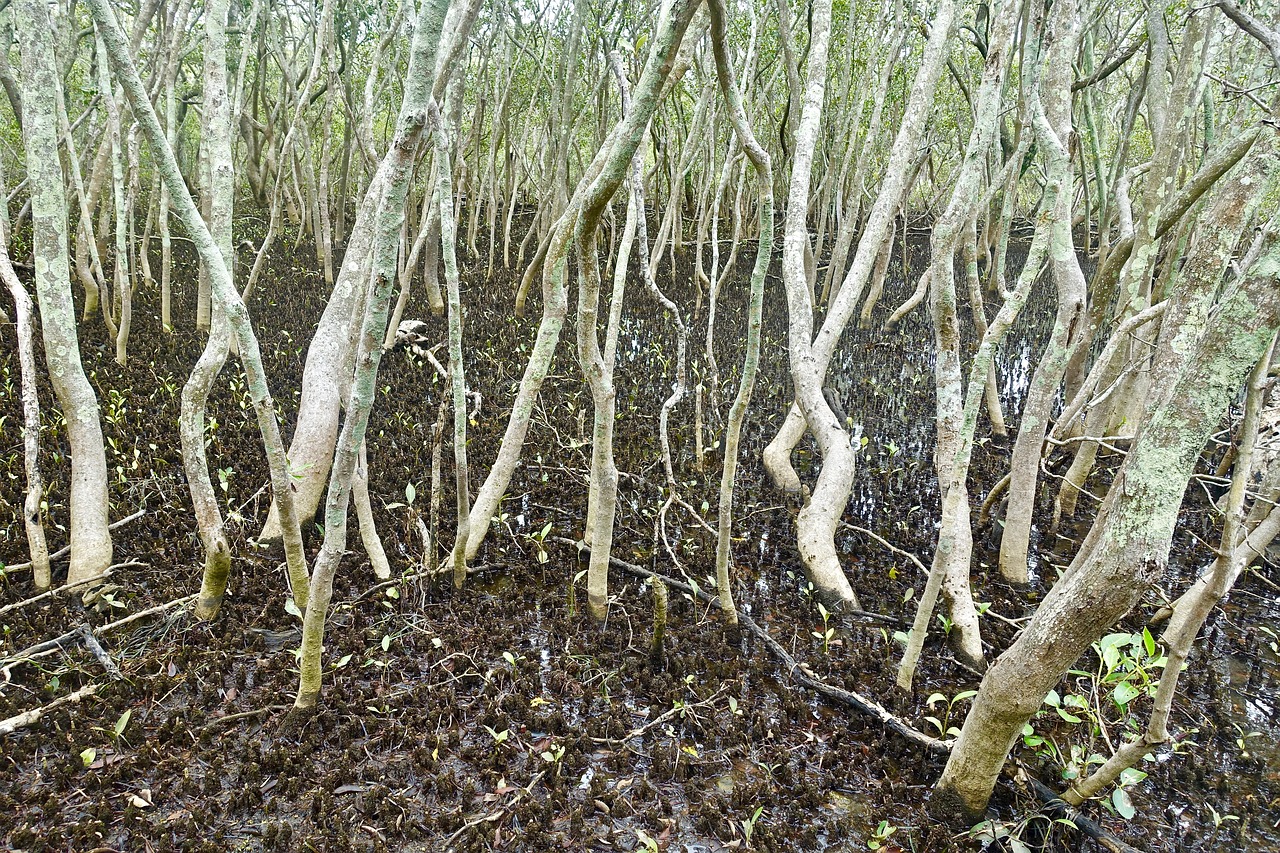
[
  {"x1": 933, "y1": 215, "x2": 1280, "y2": 822},
  {"x1": 17, "y1": 0, "x2": 114, "y2": 587}
]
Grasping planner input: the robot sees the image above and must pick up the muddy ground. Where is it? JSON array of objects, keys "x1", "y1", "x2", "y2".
[{"x1": 1, "y1": 219, "x2": 1277, "y2": 852}]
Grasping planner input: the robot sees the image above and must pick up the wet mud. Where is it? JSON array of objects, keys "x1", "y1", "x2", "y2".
[{"x1": 0, "y1": 219, "x2": 1276, "y2": 851}]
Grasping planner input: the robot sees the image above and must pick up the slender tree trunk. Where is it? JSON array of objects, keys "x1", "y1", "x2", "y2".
[
  {"x1": 464, "y1": 0, "x2": 702, "y2": 561},
  {"x1": 2, "y1": 245, "x2": 50, "y2": 588},
  {"x1": 437, "y1": 97, "x2": 472, "y2": 589},
  {"x1": 87, "y1": 0, "x2": 310, "y2": 615},
  {"x1": 293, "y1": 0, "x2": 462, "y2": 711},
  {"x1": 709, "y1": 0, "x2": 773, "y2": 626}
]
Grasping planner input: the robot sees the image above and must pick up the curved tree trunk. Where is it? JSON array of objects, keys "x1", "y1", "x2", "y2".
[{"x1": 934, "y1": 156, "x2": 1280, "y2": 822}]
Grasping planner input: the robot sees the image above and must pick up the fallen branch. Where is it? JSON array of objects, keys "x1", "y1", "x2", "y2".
[
  {"x1": 1017, "y1": 769, "x2": 1143, "y2": 853},
  {"x1": 77, "y1": 624, "x2": 123, "y2": 680},
  {"x1": 0, "y1": 570, "x2": 114, "y2": 617},
  {"x1": 551, "y1": 537, "x2": 948, "y2": 754},
  {"x1": 195, "y1": 704, "x2": 289, "y2": 733},
  {"x1": 0, "y1": 683, "x2": 100, "y2": 736},
  {"x1": 591, "y1": 685, "x2": 731, "y2": 746},
  {"x1": 1, "y1": 594, "x2": 197, "y2": 674},
  {"x1": 843, "y1": 522, "x2": 928, "y2": 575},
  {"x1": 1, "y1": 509, "x2": 147, "y2": 574}
]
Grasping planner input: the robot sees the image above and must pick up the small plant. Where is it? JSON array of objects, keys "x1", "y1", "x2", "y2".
[
  {"x1": 539, "y1": 740, "x2": 566, "y2": 774},
  {"x1": 634, "y1": 829, "x2": 660, "y2": 853},
  {"x1": 924, "y1": 689, "x2": 978, "y2": 739},
  {"x1": 741, "y1": 805, "x2": 764, "y2": 847},
  {"x1": 867, "y1": 819, "x2": 896, "y2": 850},
  {"x1": 1206, "y1": 803, "x2": 1240, "y2": 847},
  {"x1": 483, "y1": 725, "x2": 510, "y2": 747},
  {"x1": 524, "y1": 521, "x2": 554, "y2": 564},
  {"x1": 112, "y1": 709, "x2": 131, "y2": 743},
  {"x1": 1232, "y1": 722, "x2": 1262, "y2": 758},
  {"x1": 811, "y1": 602, "x2": 835, "y2": 654}
]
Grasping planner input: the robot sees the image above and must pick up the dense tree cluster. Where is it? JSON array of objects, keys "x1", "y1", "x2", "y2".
[{"x1": 2, "y1": 0, "x2": 1279, "y2": 837}]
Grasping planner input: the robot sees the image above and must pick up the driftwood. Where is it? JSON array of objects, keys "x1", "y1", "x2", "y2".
[{"x1": 0, "y1": 683, "x2": 100, "y2": 736}]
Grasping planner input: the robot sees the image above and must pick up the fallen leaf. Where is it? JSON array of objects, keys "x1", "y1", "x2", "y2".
[{"x1": 334, "y1": 783, "x2": 369, "y2": 795}]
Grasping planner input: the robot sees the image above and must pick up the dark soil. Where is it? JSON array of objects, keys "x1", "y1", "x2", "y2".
[{"x1": 0, "y1": 216, "x2": 1276, "y2": 852}]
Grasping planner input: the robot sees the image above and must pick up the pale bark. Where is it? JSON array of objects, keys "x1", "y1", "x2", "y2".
[
  {"x1": 86, "y1": 0, "x2": 309, "y2": 614},
  {"x1": 464, "y1": 0, "x2": 702, "y2": 561},
  {"x1": 761, "y1": 0, "x2": 957, "y2": 498},
  {"x1": 17, "y1": 0, "x2": 113, "y2": 587},
  {"x1": 437, "y1": 100, "x2": 472, "y2": 590},
  {"x1": 775, "y1": 0, "x2": 866, "y2": 611},
  {"x1": 2, "y1": 244, "x2": 50, "y2": 588},
  {"x1": 294, "y1": 0, "x2": 458, "y2": 711},
  {"x1": 997, "y1": 0, "x2": 1089, "y2": 585},
  {"x1": 902, "y1": 0, "x2": 1026, "y2": 682},
  {"x1": 709, "y1": 0, "x2": 773, "y2": 626},
  {"x1": 934, "y1": 216, "x2": 1280, "y2": 822}
]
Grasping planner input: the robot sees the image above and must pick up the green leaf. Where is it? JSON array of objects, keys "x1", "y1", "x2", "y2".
[
  {"x1": 1142, "y1": 626, "x2": 1156, "y2": 658},
  {"x1": 334, "y1": 654, "x2": 353, "y2": 669},
  {"x1": 1056, "y1": 708, "x2": 1082, "y2": 724},
  {"x1": 80, "y1": 747, "x2": 96, "y2": 768},
  {"x1": 1043, "y1": 689, "x2": 1061, "y2": 708},
  {"x1": 539, "y1": 521, "x2": 553, "y2": 539},
  {"x1": 1119, "y1": 767, "x2": 1147, "y2": 786},
  {"x1": 382, "y1": 635, "x2": 392, "y2": 652},
  {"x1": 405, "y1": 482, "x2": 416, "y2": 504},
  {"x1": 952, "y1": 690, "x2": 978, "y2": 702},
  {"x1": 284, "y1": 598, "x2": 303, "y2": 619},
  {"x1": 114, "y1": 709, "x2": 131, "y2": 739},
  {"x1": 385, "y1": 586, "x2": 400, "y2": 600},
  {"x1": 1112, "y1": 681, "x2": 1141, "y2": 707},
  {"x1": 1112, "y1": 787, "x2": 1136, "y2": 820}
]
